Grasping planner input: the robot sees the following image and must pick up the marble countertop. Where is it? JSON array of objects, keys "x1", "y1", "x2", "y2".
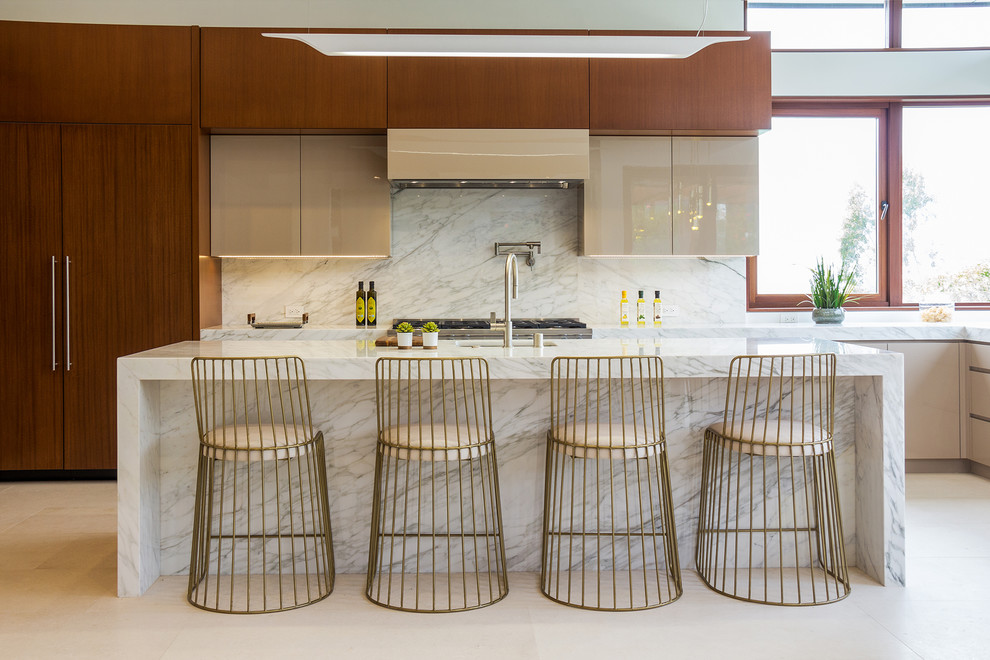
[
  {"x1": 200, "y1": 321, "x2": 990, "y2": 343},
  {"x1": 120, "y1": 337, "x2": 896, "y2": 381}
]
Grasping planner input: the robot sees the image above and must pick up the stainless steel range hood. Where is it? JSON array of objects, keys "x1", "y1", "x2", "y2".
[{"x1": 388, "y1": 129, "x2": 589, "y2": 189}]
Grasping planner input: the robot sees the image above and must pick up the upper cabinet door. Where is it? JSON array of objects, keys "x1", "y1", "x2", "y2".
[
  {"x1": 582, "y1": 136, "x2": 758, "y2": 257},
  {"x1": 301, "y1": 136, "x2": 390, "y2": 257},
  {"x1": 590, "y1": 31, "x2": 771, "y2": 134},
  {"x1": 201, "y1": 28, "x2": 387, "y2": 129},
  {"x1": 211, "y1": 136, "x2": 301, "y2": 256},
  {"x1": 212, "y1": 135, "x2": 390, "y2": 257},
  {"x1": 0, "y1": 21, "x2": 193, "y2": 124},
  {"x1": 583, "y1": 137, "x2": 673, "y2": 256},
  {"x1": 387, "y1": 30, "x2": 589, "y2": 129},
  {"x1": 671, "y1": 137, "x2": 759, "y2": 256}
]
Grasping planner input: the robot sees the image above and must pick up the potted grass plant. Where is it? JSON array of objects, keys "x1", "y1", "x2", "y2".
[
  {"x1": 802, "y1": 258, "x2": 859, "y2": 325},
  {"x1": 395, "y1": 321, "x2": 415, "y2": 349},
  {"x1": 421, "y1": 321, "x2": 439, "y2": 349}
]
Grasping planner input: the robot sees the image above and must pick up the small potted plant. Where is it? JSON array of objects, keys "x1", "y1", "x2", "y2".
[
  {"x1": 395, "y1": 322, "x2": 415, "y2": 349},
  {"x1": 802, "y1": 258, "x2": 858, "y2": 325},
  {"x1": 421, "y1": 321, "x2": 440, "y2": 349}
]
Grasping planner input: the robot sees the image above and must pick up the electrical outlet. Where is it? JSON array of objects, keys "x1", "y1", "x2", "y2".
[
  {"x1": 781, "y1": 313, "x2": 797, "y2": 323},
  {"x1": 284, "y1": 305, "x2": 305, "y2": 318},
  {"x1": 660, "y1": 304, "x2": 680, "y2": 317}
]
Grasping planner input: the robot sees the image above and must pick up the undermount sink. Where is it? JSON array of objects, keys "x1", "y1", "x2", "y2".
[{"x1": 454, "y1": 340, "x2": 557, "y2": 348}]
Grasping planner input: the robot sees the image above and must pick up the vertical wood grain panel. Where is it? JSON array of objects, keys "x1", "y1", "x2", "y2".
[
  {"x1": 200, "y1": 28, "x2": 387, "y2": 129},
  {"x1": 61, "y1": 124, "x2": 192, "y2": 470},
  {"x1": 61, "y1": 124, "x2": 118, "y2": 470},
  {"x1": 0, "y1": 123, "x2": 63, "y2": 470},
  {"x1": 590, "y1": 31, "x2": 771, "y2": 133},
  {"x1": 387, "y1": 29, "x2": 589, "y2": 129},
  {"x1": 0, "y1": 21, "x2": 193, "y2": 124}
]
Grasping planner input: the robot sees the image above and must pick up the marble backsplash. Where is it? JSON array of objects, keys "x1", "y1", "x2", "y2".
[{"x1": 221, "y1": 189, "x2": 747, "y2": 327}]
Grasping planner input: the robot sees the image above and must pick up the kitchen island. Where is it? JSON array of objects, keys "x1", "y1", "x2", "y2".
[{"x1": 117, "y1": 337, "x2": 904, "y2": 596}]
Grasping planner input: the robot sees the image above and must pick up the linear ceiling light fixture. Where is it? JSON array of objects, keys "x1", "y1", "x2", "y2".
[{"x1": 262, "y1": 33, "x2": 749, "y2": 59}]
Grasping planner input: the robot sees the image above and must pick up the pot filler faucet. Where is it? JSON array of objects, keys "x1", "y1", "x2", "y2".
[{"x1": 493, "y1": 242, "x2": 541, "y2": 348}]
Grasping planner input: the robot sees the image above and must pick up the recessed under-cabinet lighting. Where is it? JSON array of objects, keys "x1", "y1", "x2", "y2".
[{"x1": 263, "y1": 33, "x2": 749, "y2": 59}]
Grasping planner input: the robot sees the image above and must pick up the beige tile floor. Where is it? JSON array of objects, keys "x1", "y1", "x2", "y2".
[{"x1": 1, "y1": 474, "x2": 989, "y2": 659}]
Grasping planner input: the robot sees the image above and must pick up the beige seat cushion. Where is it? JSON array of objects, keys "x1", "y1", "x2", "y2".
[
  {"x1": 380, "y1": 423, "x2": 491, "y2": 461},
  {"x1": 201, "y1": 423, "x2": 316, "y2": 461},
  {"x1": 706, "y1": 419, "x2": 830, "y2": 457},
  {"x1": 550, "y1": 423, "x2": 664, "y2": 459}
]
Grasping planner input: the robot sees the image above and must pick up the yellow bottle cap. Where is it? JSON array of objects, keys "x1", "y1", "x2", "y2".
[{"x1": 621, "y1": 290, "x2": 627, "y2": 296}]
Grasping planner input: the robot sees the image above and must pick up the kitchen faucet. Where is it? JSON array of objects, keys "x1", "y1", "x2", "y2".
[{"x1": 503, "y1": 252, "x2": 518, "y2": 348}]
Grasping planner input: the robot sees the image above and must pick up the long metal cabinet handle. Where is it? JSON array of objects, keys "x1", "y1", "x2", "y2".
[
  {"x1": 51, "y1": 256, "x2": 58, "y2": 371},
  {"x1": 65, "y1": 256, "x2": 71, "y2": 371}
]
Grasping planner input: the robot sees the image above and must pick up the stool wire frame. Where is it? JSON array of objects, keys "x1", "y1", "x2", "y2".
[
  {"x1": 695, "y1": 353, "x2": 850, "y2": 606},
  {"x1": 188, "y1": 356, "x2": 335, "y2": 613},
  {"x1": 542, "y1": 356, "x2": 682, "y2": 610},
  {"x1": 367, "y1": 357, "x2": 509, "y2": 612}
]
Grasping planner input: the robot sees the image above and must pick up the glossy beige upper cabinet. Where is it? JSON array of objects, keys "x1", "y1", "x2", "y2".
[
  {"x1": 582, "y1": 136, "x2": 759, "y2": 256},
  {"x1": 300, "y1": 136, "x2": 390, "y2": 256},
  {"x1": 211, "y1": 135, "x2": 390, "y2": 257},
  {"x1": 583, "y1": 137, "x2": 673, "y2": 256},
  {"x1": 211, "y1": 136, "x2": 300, "y2": 256}
]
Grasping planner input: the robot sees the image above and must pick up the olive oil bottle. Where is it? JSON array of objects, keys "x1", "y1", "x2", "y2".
[
  {"x1": 653, "y1": 290, "x2": 663, "y2": 327},
  {"x1": 367, "y1": 281, "x2": 377, "y2": 327},
  {"x1": 620, "y1": 290, "x2": 630, "y2": 327},
  {"x1": 637, "y1": 290, "x2": 647, "y2": 327},
  {"x1": 355, "y1": 281, "x2": 366, "y2": 327}
]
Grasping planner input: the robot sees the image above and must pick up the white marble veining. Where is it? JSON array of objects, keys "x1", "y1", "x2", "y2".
[
  {"x1": 203, "y1": 319, "x2": 990, "y2": 344},
  {"x1": 220, "y1": 189, "x2": 747, "y2": 328},
  {"x1": 117, "y1": 337, "x2": 905, "y2": 596}
]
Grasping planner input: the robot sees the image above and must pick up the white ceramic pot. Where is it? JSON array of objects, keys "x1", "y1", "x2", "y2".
[
  {"x1": 396, "y1": 332, "x2": 413, "y2": 349},
  {"x1": 422, "y1": 331, "x2": 439, "y2": 349}
]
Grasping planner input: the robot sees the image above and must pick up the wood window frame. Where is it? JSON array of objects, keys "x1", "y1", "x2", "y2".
[{"x1": 747, "y1": 102, "x2": 893, "y2": 310}]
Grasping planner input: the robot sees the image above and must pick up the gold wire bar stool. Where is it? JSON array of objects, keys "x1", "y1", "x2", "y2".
[
  {"x1": 541, "y1": 356, "x2": 682, "y2": 611},
  {"x1": 695, "y1": 353, "x2": 850, "y2": 606},
  {"x1": 366, "y1": 357, "x2": 508, "y2": 612},
  {"x1": 187, "y1": 356, "x2": 335, "y2": 614}
]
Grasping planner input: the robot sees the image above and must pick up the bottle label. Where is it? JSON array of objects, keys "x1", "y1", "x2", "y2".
[
  {"x1": 620, "y1": 302, "x2": 629, "y2": 326},
  {"x1": 356, "y1": 298, "x2": 365, "y2": 323},
  {"x1": 653, "y1": 302, "x2": 662, "y2": 326},
  {"x1": 367, "y1": 298, "x2": 376, "y2": 324},
  {"x1": 637, "y1": 302, "x2": 646, "y2": 327}
]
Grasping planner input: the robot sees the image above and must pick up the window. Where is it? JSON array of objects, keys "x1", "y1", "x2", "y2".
[
  {"x1": 901, "y1": 106, "x2": 990, "y2": 302},
  {"x1": 747, "y1": 1, "x2": 886, "y2": 49},
  {"x1": 746, "y1": 1, "x2": 990, "y2": 309},
  {"x1": 902, "y1": 1, "x2": 990, "y2": 48},
  {"x1": 753, "y1": 111, "x2": 884, "y2": 304}
]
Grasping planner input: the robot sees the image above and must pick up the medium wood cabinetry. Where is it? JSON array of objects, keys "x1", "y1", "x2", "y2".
[
  {"x1": 0, "y1": 123, "x2": 192, "y2": 471},
  {"x1": 200, "y1": 28, "x2": 387, "y2": 129},
  {"x1": 590, "y1": 31, "x2": 771, "y2": 134},
  {"x1": 0, "y1": 21, "x2": 193, "y2": 125}
]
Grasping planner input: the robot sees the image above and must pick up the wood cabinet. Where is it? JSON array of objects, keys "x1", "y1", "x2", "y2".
[
  {"x1": 0, "y1": 21, "x2": 193, "y2": 125},
  {"x1": 590, "y1": 31, "x2": 771, "y2": 134},
  {"x1": 211, "y1": 135, "x2": 390, "y2": 257},
  {"x1": 386, "y1": 30, "x2": 589, "y2": 129},
  {"x1": 583, "y1": 136, "x2": 758, "y2": 256},
  {"x1": 0, "y1": 123, "x2": 193, "y2": 471},
  {"x1": 200, "y1": 28, "x2": 387, "y2": 129},
  {"x1": 0, "y1": 124, "x2": 63, "y2": 470}
]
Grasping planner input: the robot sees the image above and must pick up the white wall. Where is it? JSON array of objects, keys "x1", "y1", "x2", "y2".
[
  {"x1": 773, "y1": 49, "x2": 990, "y2": 97},
  {"x1": 0, "y1": 0, "x2": 744, "y2": 29}
]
